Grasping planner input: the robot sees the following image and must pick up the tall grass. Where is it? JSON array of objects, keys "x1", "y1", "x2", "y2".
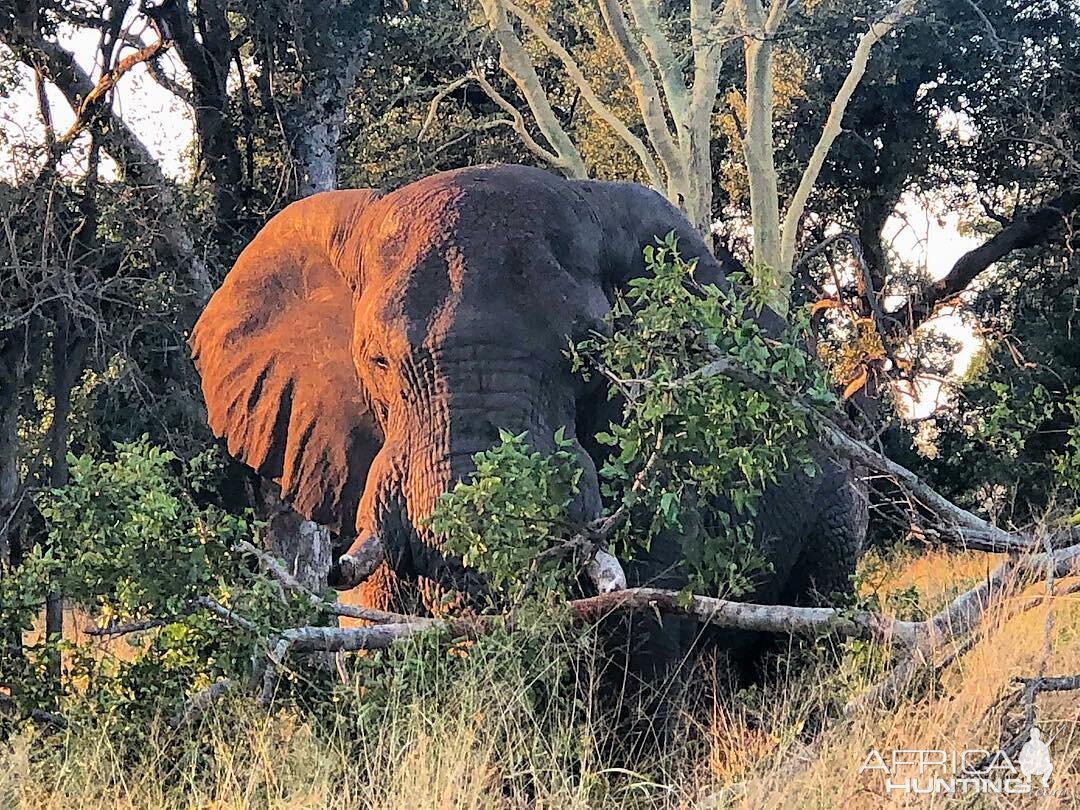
[{"x1": 3, "y1": 549, "x2": 1079, "y2": 809}]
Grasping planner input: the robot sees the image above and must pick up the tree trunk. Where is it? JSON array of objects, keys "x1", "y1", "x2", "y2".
[
  {"x1": 742, "y1": 35, "x2": 784, "y2": 304},
  {"x1": 44, "y1": 311, "x2": 87, "y2": 673},
  {"x1": 255, "y1": 480, "x2": 334, "y2": 593},
  {"x1": 0, "y1": 330, "x2": 24, "y2": 569}
]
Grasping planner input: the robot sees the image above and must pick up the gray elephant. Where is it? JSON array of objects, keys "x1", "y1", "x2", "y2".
[{"x1": 190, "y1": 164, "x2": 865, "y2": 627}]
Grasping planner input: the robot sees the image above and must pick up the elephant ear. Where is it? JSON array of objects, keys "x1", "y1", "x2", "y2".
[{"x1": 190, "y1": 190, "x2": 384, "y2": 534}]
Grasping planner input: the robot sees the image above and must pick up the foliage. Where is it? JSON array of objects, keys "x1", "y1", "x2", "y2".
[
  {"x1": 431, "y1": 238, "x2": 836, "y2": 600},
  {"x1": 428, "y1": 428, "x2": 583, "y2": 597},
  {"x1": 0, "y1": 440, "x2": 306, "y2": 731},
  {"x1": 913, "y1": 251, "x2": 1080, "y2": 528},
  {"x1": 577, "y1": 235, "x2": 836, "y2": 596}
]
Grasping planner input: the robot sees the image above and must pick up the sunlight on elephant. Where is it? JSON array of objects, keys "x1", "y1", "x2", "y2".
[{"x1": 189, "y1": 164, "x2": 865, "y2": 620}]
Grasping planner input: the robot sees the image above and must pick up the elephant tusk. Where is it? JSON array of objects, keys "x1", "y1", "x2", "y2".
[
  {"x1": 585, "y1": 549, "x2": 627, "y2": 594},
  {"x1": 328, "y1": 534, "x2": 386, "y2": 590}
]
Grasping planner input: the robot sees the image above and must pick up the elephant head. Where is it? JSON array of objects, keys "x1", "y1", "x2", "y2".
[{"x1": 190, "y1": 165, "x2": 747, "y2": 611}]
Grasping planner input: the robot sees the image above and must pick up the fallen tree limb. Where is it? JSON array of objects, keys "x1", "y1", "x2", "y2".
[
  {"x1": 844, "y1": 542, "x2": 1080, "y2": 715},
  {"x1": 970, "y1": 673, "x2": 1080, "y2": 770},
  {"x1": 236, "y1": 540, "x2": 426, "y2": 626},
  {"x1": 257, "y1": 622, "x2": 462, "y2": 705},
  {"x1": 569, "y1": 586, "x2": 923, "y2": 645},
  {"x1": 172, "y1": 679, "x2": 237, "y2": 726}
]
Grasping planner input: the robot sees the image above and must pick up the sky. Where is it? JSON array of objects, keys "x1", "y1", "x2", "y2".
[
  {"x1": 0, "y1": 21, "x2": 193, "y2": 182},
  {"x1": 1, "y1": 24, "x2": 984, "y2": 419}
]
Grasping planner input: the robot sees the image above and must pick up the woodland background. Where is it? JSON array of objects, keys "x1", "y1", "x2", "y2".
[{"x1": 1, "y1": 0, "x2": 1079, "y2": 807}]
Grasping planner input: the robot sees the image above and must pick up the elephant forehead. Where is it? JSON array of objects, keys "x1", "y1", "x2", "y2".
[
  {"x1": 359, "y1": 182, "x2": 465, "y2": 281},
  {"x1": 360, "y1": 166, "x2": 602, "y2": 276}
]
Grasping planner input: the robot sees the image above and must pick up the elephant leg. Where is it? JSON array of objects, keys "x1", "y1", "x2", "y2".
[
  {"x1": 779, "y1": 477, "x2": 864, "y2": 606},
  {"x1": 336, "y1": 561, "x2": 410, "y2": 625}
]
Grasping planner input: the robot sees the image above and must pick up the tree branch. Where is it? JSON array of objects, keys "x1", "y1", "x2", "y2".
[
  {"x1": 258, "y1": 623, "x2": 426, "y2": 704},
  {"x1": 624, "y1": 0, "x2": 689, "y2": 129},
  {"x1": 56, "y1": 36, "x2": 172, "y2": 146},
  {"x1": 236, "y1": 540, "x2": 433, "y2": 626},
  {"x1": 501, "y1": 0, "x2": 664, "y2": 190},
  {"x1": 8, "y1": 35, "x2": 213, "y2": 304},
  {"x1": 900, "y1": 189, "x2": 1080, "y2": 332},
  {"x1": 598, "y1": 0, "x2": 687, "y2": 200},
  {"x1": 571, "y1": 586, "x2": 922, "y2": 644},
  {"x1": 478, "y1": 0, "x2": 587, "y2": 176},
  {"x1": 778, "y1": 0, "x2": 917, "y2": 296}
]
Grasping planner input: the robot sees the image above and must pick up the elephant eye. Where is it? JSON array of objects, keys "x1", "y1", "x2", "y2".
[{"x1": 370, "y1": 354, "x2": 390, "y2": 370}]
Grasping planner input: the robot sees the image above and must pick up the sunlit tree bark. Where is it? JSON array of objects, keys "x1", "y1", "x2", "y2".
[{"x1": 446, "y1": 0, "x2": 917, "y2": 317}]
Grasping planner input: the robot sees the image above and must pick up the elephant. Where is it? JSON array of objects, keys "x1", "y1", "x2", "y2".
[{"x1": 190, "y1": 164, "x2": 865, "y2": 629}]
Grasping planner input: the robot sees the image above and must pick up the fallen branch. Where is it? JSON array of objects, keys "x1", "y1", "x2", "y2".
[
  {"x1": 257, "y1": 622, "x2": 461, "y2": 705},
  {"x1": 172, "y1": 679, "x2": 237, "y2": 726},
  {"x1": 236, "y1": 540, "x2": 423, "y2": 626},
  {"x1": 570, "y1": 586, "x2": 922, "y2": 645},
  {"x1": 0, "y1": 694, "x2": 67, "y2": 729},
  {"x1": 845, "y1": 542, "x2": 1080, "y2": 714}
]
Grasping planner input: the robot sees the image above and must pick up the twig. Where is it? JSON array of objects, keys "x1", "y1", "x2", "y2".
[
  {"x1": 257, "y1": 622, "x2": 457, "y2": 705},
  {"x1": 85, "y1": 597, "x2": 256, "y2": 637},
  {"x1": 171, "y1": 679, "x2": 237, "y2": 726}
]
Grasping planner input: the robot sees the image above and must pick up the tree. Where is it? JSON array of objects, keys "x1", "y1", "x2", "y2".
[{"x1": 425, "y1": 0, "x2": 915, "y2": 315}]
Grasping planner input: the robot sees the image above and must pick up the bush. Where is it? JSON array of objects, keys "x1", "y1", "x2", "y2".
[{"x1": 1, "y1": 440, "x2": 310, "y2": 732}]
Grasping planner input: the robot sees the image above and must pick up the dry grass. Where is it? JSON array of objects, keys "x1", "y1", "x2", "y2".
[{"x1": 3, "y1": 549, "x2": 1079, "y2": 809}]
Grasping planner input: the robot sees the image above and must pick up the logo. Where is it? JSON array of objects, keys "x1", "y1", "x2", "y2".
[{"x1": 860, "y1": 728, "x2": 1054, "y2": 796}]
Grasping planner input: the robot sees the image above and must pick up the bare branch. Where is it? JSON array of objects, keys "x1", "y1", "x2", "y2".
[
  {"x1": 85, "y1": 597, "x2": 255, "y2": 637},
  {"x1": 597, "y1": 0, "x2": 687, "y2": 199},
  {"x1": 236, "y1": 539, "x2": 429, "y2": 626},
  {"x1": 571, "y1": 586, "x2": 922, "y2": 644},
  {"x1": 419, "y1": 75, "x2": 474, "y2": 142},
  {"x1": 471, "y1": 70, "x2": 567, "y2": 168},
  {"x1": 778, "y1": 0, "x2": 917, "y2": 295},
  {"x1": 172, "y1": 679, "x2": 236, "y2": 726},
  {"x1": 501, "y1": 0, "x2": 664, "y2": 190},
  {"x1": 56, "y1": 37, "x2": 172, "y2": 146},
  {"x1": 624, "y1": 0, "x2": 689, "y2": 127},
  {"x1": 478, "y1": 0, "x2": 587, "y2": 176},
  {"x1": 258, "y1": 624, "x2": 419, "y2": 704}
]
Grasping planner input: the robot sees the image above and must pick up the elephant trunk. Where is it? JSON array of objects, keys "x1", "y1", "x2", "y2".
[{"x1": 332, "y1": 349, "x2": 603, "y2": 607}]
